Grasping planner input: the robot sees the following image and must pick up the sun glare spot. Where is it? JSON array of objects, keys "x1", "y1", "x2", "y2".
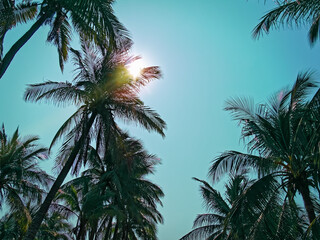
[{"x1": 127, "y1": 59, "x2": 145, "y2": 79}]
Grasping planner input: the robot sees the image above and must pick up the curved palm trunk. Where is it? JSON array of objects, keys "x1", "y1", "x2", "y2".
[
  {"x1": 0, "y1": 14, "x2": 48, "y2": 79},
  {"x1": 24, "y1": 113, "x2": 97, "y2": 240}
]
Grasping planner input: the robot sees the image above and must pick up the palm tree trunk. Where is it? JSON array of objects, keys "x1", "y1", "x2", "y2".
[
  {"x1": 24, "y1": 112, "x2": 97, "y2": 240},
  {"x1": 88, "y1": 221, "x2": 99, "y2": 240},
  {"x1": 299, "y1": 184, "x2": 320, "y2": 238},
  {"x1": 113, "y1": 222, "x2": 119, "y2": 240},
  {"x1": 103, "y1": 217, "x2": 113, "y2": 240},
  {"x1": 0, "y1": 13, "x2": 48, "y2": 79},
  {"x1": 299, "y1": 184, "x2": 316, "y2": 223},
  {"x1": 122, "y1": 225, "x2": 128, "y2": 239},
  {"x1": 88, "y1": 226, "x2": 96, "y2": 240},
  {"x1": 76, "y1": 217, "x2": 87, "y2": 240}
]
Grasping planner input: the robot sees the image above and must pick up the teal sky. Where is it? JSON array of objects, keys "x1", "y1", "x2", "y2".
[{"x1": 1, "y1": 0, "x2": 320, "y2": 239}]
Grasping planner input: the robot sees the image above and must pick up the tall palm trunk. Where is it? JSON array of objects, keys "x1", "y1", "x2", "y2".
[
  {"x1": 0, "y1": 13, "x2": 49, "y2": 78},
  {"x1": 24, "y1": 112, "x2": 97, "y2": 240},
  {"x1": 299, "y1": 183, "x2": 320, "y2": 238},
  {"x1": 299, "y1": 185, "x2": 316, "y2": 223}
]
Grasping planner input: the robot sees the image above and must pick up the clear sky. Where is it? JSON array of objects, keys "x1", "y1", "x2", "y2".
[{"x1": 1, "y1": 0, "x2": 320, "y2": 239}]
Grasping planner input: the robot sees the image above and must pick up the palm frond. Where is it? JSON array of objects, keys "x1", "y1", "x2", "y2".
[
  {"x1": 193, "y1": 178, "x2": 230, "y2": 216},
  {"x1": 193, "y1": 214, "x2": 224, "y2": 228},
  {"x1": 290, "y1": 71, "x2": 318, "y2": 107},
  {"x1": 225, "y1": 96, "x2": 256, "y2": 122},
  {"x1": 209, "y1": 151, "x2": 265, "y2": 182},
  {"x1": 13, "y1": 2, "x2": 38, "y2": 26},
  {"x1": 49, "y1": 106, "x2": 86, "y2": 151},
  {"x1": 113, "y1": 102, "x2": 166, "y2": 137},
  {"x1": 47, "y1": 10, "x2": 72, "y2": 71},
  {"x1": 180, "y1": 224, "x2": 222, "y2": 240},
  {"x1": 253, "y1": 0, "x2": 320, "y2": 44},
  {"x1": 66, "y1": 0, "x2": 131, "y2": 49},
  {"x1": 24, "y1": 81, "x2": 86, "y2": 107}
]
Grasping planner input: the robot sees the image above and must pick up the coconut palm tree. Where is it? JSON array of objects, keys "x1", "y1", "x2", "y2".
[
  {"x1": 0, "y1": 213, "x2": 24, "y2": 239},
  {"x1": 230, "y1": 174, "x2": 306, "y2": 240},
  {"x1": 0, "y1": 124, "x2": 53, "y2": 235},
  {"x1": 95, "y1": 133, "x2": 163, "y2": 240},
  {"x1": 210, "y1": 72, "x2": 320, "y2": 227},
  {"x1": 35, "y1": 210, "x2": 73, "y2": 240},
  {"x1": 253, "y1": 0, "x2": 320, "y2": 45},
  {"x1": 0, "y1": 0, "x2": 130, "y2": 79},
  {"x1": 57, "y1": 132, "x2": 164, "y2": 240},
  {"x1": 23, "y1": 41, "x2": 166, "y2": 239},
  {"x1": 180, "y1": 175, "x2": 258, "y2": 240},
  {"x1": 53, "y1": 180, "x2": 90, "y2": 240},
  {"x1": 181, "y1": 174, "x2": 305, "y2": 240},
  {"x1": 0, "y1": 0, "x2": 38, "y2": 60},
  {"x1": 0, "y1": 203, "x2": 74, "y2": 240}
]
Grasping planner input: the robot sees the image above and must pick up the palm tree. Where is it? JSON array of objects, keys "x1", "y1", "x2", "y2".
[
  {"x1": 95, "y1": 133, "x2": 163, "y2": 240},
  {"x1": 0, "y1": 203, "x2": 74, "y2": 240},
  {"x1": 0, "y1": 213, "x2": 24, "y2": 239},
  {"x1": 253, "y1": 0, "x2": 320, "y2": 45},
  {"x1": 35, "y1": 210, "x2": 73, "y2": 240},
  {"x1": 57, "y1": 132, "x2": 164, "y2": 239},
  {"x1": 0, "y1": 0, "x2": 130, "y2": 79},
  {"x1": 180, "y1": 175, "x2": 253, "y2": 240},
  {"x1": 210, "y1": 72, "x2": 320, "y2": 226},
  {"x1": 181, "y1": 174, "x2": 305, "y2": 240},
  {"x1": 0, "y1": 0, "x2": 38, "y2": 60},
  {"x1": 23, "y1": 41, "x2": 166, "y2": 239},
  {"x1": 229, "y1": 174, "x2": 306, "y2": 240},
  {"x1": 0, "y1": 124, "x2": 53, "y2": 235},
  {"x1": 54, "y1": 180, "x2": 90, "y2": 240}
]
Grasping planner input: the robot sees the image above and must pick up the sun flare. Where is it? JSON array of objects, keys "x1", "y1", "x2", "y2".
[{"x1": 127, "y1": 59, "x2": 145, "y2": 79}]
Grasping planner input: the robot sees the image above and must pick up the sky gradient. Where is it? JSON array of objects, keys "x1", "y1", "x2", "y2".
[{"x1": 1, "y1": 0, "x2": 320, "y2": 239}]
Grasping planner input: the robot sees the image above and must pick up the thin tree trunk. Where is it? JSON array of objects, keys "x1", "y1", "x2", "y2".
[
  {"x1": 122, "y1": 225, "x2": 128, "y2": 239},
  {"x1": 104, "y1": 217, "x2": 113, "y2": 240},
  {"x1": 89, "y1": 225, "x2": 96, "y2": 240},
  {"x1": 24, "y1": 112, "x2": 97, "y2": 240},
  {"x1": 113, "y1": 222, "x2": 119, "y2": 240},
  {"x1": 76, "y1": 217, "x2": 87, "y2": 240},
  {"x1": 121, "y1": 228, "x2": 125, "y2": 239},
  {"x1": 299, "y1": 184, "x2": 316, "y2": 223},
  {"x1": 0, "y1": 14, "x2": 48, "y2": 79},
  {"x1": 299, "y1": 184, "x2": 320, "y2": 238},
  {"x1": 88, "y1": 220, "x2": 99, "y2": 240}
]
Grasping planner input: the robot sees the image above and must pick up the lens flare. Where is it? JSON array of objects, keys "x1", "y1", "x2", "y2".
[{"x1": 127, "y1": 59, "x2": 145, "y2": 78}]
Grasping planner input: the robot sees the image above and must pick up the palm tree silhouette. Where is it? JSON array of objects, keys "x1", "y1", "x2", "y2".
[
  {"x1": 180, "y1": 175, "x2": 253, "y2": 240},
  {"x1": 23, "y1": 41, "x2": 166, "y2": 239},
  {"x1": 0, "y1": 0, "x2": 129, "y2": 78},
  {"x1": 55, "y1": 132, "x2": 164, "y2": 239},
  {"x1": 0, "y1": 124, "x2": 53, "y2": 236},
  {"x1": 210, "y1": 72, "x2": 320, "y2": 227}
]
